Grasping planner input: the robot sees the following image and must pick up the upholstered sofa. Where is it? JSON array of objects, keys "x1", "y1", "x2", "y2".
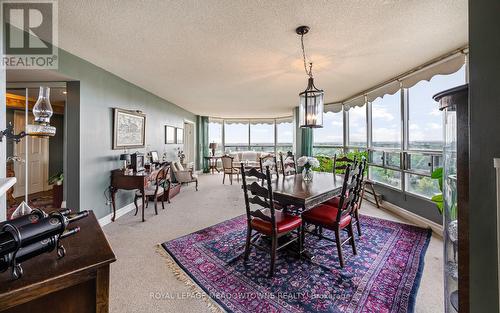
[{"x1": 228, "y1": 151, "x2": 268, "y2": 167}]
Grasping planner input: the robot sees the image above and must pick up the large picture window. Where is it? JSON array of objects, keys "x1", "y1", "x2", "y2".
[
  {"x1": 407, "y1": 65, "x2": 466, "y2": 150},
  {"x1": 208, "y1": 118, "x2": 223, "y2": 154},
  {"x1": 371, "y1": 91, "x2": 401, "y2": 148},
  {"x1": 224, "y1": 120, "x2": 249, "y2": 151},
  {"x1": 250, "y1": 121, "x2": 275, "y2": 152},
  {"x1": 348, "y1": 105, "x2": 367, "y2": 147},
  {"x1": 276, "y1": 117, "x2": 293, "y2": 154},
  {"x1": 313, "y1": 111, "x2": 343, "y2": 155}
]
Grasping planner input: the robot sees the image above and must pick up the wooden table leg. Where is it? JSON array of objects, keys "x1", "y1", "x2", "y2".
[
  {"x1": 110, "y1": 188, "x2": 117, "y2": 222},
  {"x1": 96, "y1": 266, "x2": 110, "y2": 313}
]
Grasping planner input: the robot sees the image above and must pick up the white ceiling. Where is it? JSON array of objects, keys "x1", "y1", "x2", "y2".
[{"x1": 57, "y1": 0, "x2": 467, "y2": 118}]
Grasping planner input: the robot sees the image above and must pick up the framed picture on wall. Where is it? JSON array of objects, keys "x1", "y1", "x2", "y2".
[
  {"x1": 165, "y1": 125, "x2": 176, "y2": 144},
  {"x1": 113, "y1": 108, "x2": 146, "y2": 150},
  {"x1": 176, "y1": 128, "x2": 184, "y2": 144}
]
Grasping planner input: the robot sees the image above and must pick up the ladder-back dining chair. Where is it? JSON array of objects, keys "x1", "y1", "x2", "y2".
[
  {"x1": 241, "y1": 164, "x2": 302, "y2": 277},
  {"x1": 279, "y1": 152, "x2": 297, "y2": 176},
  {"x1": 259, "y1": 154, "x2": 279, "y2": 180},
  {"x1": 301, "y1": 162, "x2": 364, "y2": 267}
]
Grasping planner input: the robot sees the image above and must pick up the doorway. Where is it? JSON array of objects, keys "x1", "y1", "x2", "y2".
[
  {"x1": 183, "y1": 121, "x2": 195, "y2": 166},
  {"x1": 5, "y1": 85, "x2": 66, "y2": 219}
]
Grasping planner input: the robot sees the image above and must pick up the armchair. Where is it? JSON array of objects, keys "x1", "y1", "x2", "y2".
[{"x1": 172, "y1": 161, "x2": 198, "y2": 191}]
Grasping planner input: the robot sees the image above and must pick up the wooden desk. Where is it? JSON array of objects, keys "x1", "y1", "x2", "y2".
[
  {"x1": 204, "y1": 156, "x2": 220, "y2": 174},
  {"x1": 110, "y1": 166, "x2": 170, "y2": 222},
  {"x1": 0, "y1": 211, "x2": 116, "y2": 313},
  {"x1": 272, "y1": 172, "x2": 344, "y2": 210}
]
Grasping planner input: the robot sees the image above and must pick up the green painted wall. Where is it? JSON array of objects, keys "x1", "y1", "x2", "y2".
[{"x1": 56, "y1": 49, "x2": 196, "y2": 219}]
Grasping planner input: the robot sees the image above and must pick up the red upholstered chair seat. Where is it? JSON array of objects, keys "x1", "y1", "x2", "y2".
[
  {"x1": 323, "y1": 196, "x2": 340, "y2": 207},
  {"x1": 302, "y1": 204, "x2": 352, "y2": 229},
  {"x1": 251, "y1": 210, "x2": 302, "y2": 235}
]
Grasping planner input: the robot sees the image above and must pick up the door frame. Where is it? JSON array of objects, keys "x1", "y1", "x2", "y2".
[{"x1": 183, "y1": 119, "x2": 196, "y2": 168}]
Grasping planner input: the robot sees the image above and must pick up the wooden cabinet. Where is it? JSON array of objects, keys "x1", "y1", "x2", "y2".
[{"x1": 0, "y1": 211, "x2": 116, "y2": 313}]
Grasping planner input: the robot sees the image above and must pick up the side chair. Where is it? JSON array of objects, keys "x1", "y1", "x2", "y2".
[{"x1": 241, "y1": 164, "x2": 302, "y2": 277}]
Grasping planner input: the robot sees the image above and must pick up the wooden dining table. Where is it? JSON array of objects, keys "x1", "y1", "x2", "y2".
[{"x1": 271, "y1": 171, "x2": 345, "y2": 211}]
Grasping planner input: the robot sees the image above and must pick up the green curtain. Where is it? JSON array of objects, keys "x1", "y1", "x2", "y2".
[
  {"x1": 196, "y1": 116, "x2": 209, "y2": 172},
  {"x1": 300, "y1": 127, "x2": 313, "y2": 157}
]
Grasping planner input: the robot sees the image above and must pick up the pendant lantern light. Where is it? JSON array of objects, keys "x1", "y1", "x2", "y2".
[{"x1": 297, "y1": 26, "x2": 324, "y2": 128}]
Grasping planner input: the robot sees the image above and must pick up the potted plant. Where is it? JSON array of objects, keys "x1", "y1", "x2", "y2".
[
  {"x1": 297, "y1": 156, "x2": 320, "y2": 181},
  {"x1": 48, "y1": 171, "x2": 64, "y2": 186}
]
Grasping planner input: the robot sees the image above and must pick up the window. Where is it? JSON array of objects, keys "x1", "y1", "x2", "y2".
[
  {"x1": 371, "y1": 90, "x2": 401, "y2": 148},
  {"x1": 313, "y1": 111, "x2": 343, "y2": 155},
  {"x1": 348, "y1": 105, "x2": 367, "y2": 147},
  {"x1": 369, "y1": 166, "x2": 401, "y2": 189},
  {"x1": 407, "y1": 65, "x2": 466, "y2": 150},
  {"x1": 276, "y1": 118, "x2": 293, "y2": 154},
  {"x1": 250, "y1": 121, "x2": 274, "y2": 151},
  {"x1": 224, "y1": 120, "x2": 249, "y2": 150},
  {"x1": 208, "y1": 119, "x2": 223, "y2": 154}
]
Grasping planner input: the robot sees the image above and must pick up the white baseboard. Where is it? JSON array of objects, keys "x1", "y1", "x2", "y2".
[
  {"x1": 381, "y1": 200, "x2": 443, "y2": 238},
  {"x1": 99, "y1": 202, "x2": 137, "y2": 227}
]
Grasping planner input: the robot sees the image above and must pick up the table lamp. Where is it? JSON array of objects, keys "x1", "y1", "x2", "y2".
[{"x1": 209, "y1": 142, "x2": 217, "y2": 156}]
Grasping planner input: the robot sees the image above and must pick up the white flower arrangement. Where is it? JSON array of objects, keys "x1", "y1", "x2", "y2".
[{"x1": 296, "y1": 156, "x2": 320, "y2": 169}]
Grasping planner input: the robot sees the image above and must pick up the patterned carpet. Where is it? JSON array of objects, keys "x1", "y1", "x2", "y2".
[{"x1": 162, "y1": 214, "x2": 431, "y2": 313}]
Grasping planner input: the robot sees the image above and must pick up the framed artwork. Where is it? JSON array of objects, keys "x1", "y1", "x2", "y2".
[
  {"x1": 113, "y1": 108, "x2": 146, "y2": 150},
  {"x1": 176, "y1": 128, "x2": 184, "y2": 144},
  {"x1": 165, "y1": 125, "x2": 176, "y2": 144}
]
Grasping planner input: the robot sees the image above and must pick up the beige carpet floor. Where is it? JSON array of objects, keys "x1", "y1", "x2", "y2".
[{"x1": 103, "y1": 173, "x2": 443, "y2": 313}]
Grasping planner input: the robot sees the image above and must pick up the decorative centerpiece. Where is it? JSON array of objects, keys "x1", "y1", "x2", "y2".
[{"x1": 297, "y1": 156, "x2": 319, "y2": 181}]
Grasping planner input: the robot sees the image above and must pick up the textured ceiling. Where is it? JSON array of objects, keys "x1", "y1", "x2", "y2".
[{"x1": 57, "y1": 0, "x2": 467, "y2": 118}]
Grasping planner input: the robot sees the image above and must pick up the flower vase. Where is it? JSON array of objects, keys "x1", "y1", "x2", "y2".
[{"x1": 302, "y1": 167, "x2": 313, "y2": 181}]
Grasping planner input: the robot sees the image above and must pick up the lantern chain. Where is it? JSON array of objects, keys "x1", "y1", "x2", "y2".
[{"x1": 300, "y1": 33, "x2": 314, "y2": 78}]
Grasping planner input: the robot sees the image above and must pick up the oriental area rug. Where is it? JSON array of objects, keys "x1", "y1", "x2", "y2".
[{"x1": 160, "y1": 214, "x2": 431, "y2": 313}]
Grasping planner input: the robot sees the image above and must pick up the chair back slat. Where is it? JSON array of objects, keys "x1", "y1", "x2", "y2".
[
  {"x1": 248, "y1": 195, "x2": 271, "y2": 209},
  {"x1": 250, "y1": 209, "x2": 272, "y2": 222},
  {"x1": 245, "y1": 167, "x2": 267, "y2": 180},
  {"x1": 333, "y1": 154, "x2": 357, "y2": 175},
  {"x1": 241, "y1": 163, "x2": 277, "y2": 231},
  {"x1": 247, "y1": 181, "x2": 270, "y2": 198}
]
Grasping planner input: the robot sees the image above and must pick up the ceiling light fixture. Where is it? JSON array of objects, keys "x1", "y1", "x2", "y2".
[{"x1": 297, "y1": 25, "x2": 324, "y2": 128}]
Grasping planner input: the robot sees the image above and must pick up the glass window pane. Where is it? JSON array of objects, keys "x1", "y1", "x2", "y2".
[
  {"x1": 277, "y1": 118, "x2": 293, "y2": 144},
  {"x1": 314, "y1": 111, "x2": 343, "y2": 146},
  {"x1": 348, "y1": 106, "x2": 367, "y2": 147},
  {"x1": 369, "y1": 166, "x2": 401, "y2": 188},
  {"x1": 405, "y1": 173, "x2": 440, "y2": 199},
  {"x1": 408, "y1": 154, "x2": 432, "y2": 173},
  {"x1": 408, "y1": 65, "x2": 465, "y2": 150},
  {"x1": 208, "y1": 120, "x2": 223, "y2": 154},
  {"x1": 276, "y1": 145, "x2": 293, "y2": 155},
  {"x1": 250, "y1": 122, "x2": 274, "y2": 145},
  {"x1": 385, "y1": 152, "x2": 401, "y2": 168},
  {"x1": 224, "y1": 121, "x2": 249, "y2": 147},
  {"x1": 372, "y1": 90, "x2": 401, "y2": 148},
  {"x1": 313, "y1": 146, "x2": 343, "y2": 157},
  {"x1": 370, "y1": 151, "x2": 384, "y2": 166}
]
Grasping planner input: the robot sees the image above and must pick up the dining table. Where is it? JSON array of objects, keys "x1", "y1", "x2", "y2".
[{"x1": 271, "y1": 171, "x2": 345, "y2": 212}]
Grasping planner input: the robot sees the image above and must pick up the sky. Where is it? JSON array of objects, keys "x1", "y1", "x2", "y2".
[{"x1": 209, "y1": 66, "x2": 466, "y2": 147}]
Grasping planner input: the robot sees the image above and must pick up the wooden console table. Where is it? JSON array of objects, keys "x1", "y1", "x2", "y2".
[
  {"x1": 110, "y1": 165, "x2": 171, "y2": 222},
  {"x1": 204, "y1": 156, "x2": 221, "y2": 174},
  {"x1": 0, "y1": 211, "x2": 116, "y2": 313}
]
